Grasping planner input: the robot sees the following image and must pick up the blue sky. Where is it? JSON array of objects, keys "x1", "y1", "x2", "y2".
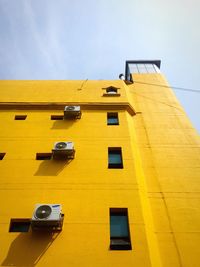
[{"x1": 0, "y1": 0, "x2": 200, "y2": 132}]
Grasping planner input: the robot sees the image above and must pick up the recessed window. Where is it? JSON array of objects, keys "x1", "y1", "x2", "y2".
[
  {"x1": 103, "y1": 86, "x2": 120, "y2": 97},
  {"x1": 9, "y1": 219, "x2": 31, "y2": 232},
  {"x1": 108, "y1": 147, "x2": 123, "y2": 169},
  {"x1": 0, "y1": 153, "x2": 6, "y2": 160},
  {"x1": 106, "y1": 87, "x2": 118, "y2": 94},
  {"x1": 107, "y1": 113, "x2": 119, "y2": 125},
  {"x1": 110, "y1": 208, "x2": 131, "y2": 250},
  {"x1": 36, "y1": 153, "x2": 52, "y2": 160},
  {"x1": 51, "y1": 115, "x2": 64, "y2": 120},
  {"x1": 15, "y1": 115, "x2": 27, "y2": 120}
]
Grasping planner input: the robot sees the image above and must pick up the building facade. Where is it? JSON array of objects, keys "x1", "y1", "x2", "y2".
[{"x1": 0, "y1": 61, "x2": 200, "y2": 267}]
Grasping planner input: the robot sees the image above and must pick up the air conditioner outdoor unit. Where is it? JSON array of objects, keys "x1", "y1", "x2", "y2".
[
  {"x1": 52, "y1": 141, "x2": 75, "y2": 159},
  {"x1": 64, "y1": 105, "x2": 81, "y2": 119},
  {"x1": 32, "y1": 204, "x2": 61, "y2": 221},
  {"x1": 31, "y1": 204, "x2": 64, "y2": 231}
]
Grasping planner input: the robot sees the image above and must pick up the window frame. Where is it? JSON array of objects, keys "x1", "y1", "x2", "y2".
[
  {"x1": 107, "y1": 112, "x2": 119, "y2": 125},
  {"x1": 109, "y1": 208, "x2": 132, "y2": 250},
  {"x1": 9, "y1": 218, "x2": 31, "y2": 233},
  {"x1": 108, "y1": 147, "x2": 123, "y2": 169},
  {"x1": 103, "y1": 86, "x2": 121, "y2": 97}
]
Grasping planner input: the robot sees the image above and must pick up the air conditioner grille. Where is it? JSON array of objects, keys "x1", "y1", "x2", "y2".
[
  {"x1": 55, "y1": 142, "x2": 68, "y2": 149},
  {"x1": 66, "y1": 106, "x2": 75, "y2": 110},
  {"x1": 35, "y1": 205, "x2": 52, "y2": 219}
]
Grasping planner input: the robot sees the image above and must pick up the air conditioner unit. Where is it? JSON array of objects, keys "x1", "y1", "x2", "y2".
[
  {"x1": 64, "y1": 105, "x2": 81, "y2": 119},
  {"x1": 32, "y1": 204, "x2": 61, "y2": 221},
  {"x1": 31, "y1": 204, "x2": 64, "y2": 231},
  {"x1": 52, "y1": 141, "x2": 75, "y2": 159},
  {"x1": 65, "y1": 106, "x2": 80, "y2": 112}
]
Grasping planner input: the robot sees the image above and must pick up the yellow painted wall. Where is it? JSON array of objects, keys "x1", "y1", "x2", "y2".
[
  {"x1": 0, "y1": 76, "x2": 199, "y2": 267},
  {"x1": 0, "y1": 80, "x2": 128, "y2": 103},
  {"x1": 129, "y1": 73, "x2": 200, "y2": 267},
  {"x1": 0, "y1": 80, "x2": 151, "y2": 267}
]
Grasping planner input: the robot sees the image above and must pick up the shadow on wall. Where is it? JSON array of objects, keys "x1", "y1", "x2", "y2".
[
  {"x1": 51, "y1": 120, "x2": 77, "y2": 129},
  {"x1": 34, "y1": 159, "x2": 71, "y2": 176},
  {"x1": 1, "y1": 232, "x2": 60, "y2": 266}
]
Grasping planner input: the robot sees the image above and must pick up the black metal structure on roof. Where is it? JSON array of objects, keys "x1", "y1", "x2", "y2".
[{"x1": 125, "y1": 60, "x2": 161, "y2": 83}]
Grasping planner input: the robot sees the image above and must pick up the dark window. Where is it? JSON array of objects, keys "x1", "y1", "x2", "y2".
[
  {"x1": 110, "y1": 208, "x2": 131, "y2": 250},
  {"x1": 108, "y1": 148, "x2": 123, "y2": 169},
  {"x1": 9, "y1": 219, "x2": 31, "y2": 232},
  {"x1": 51, "y1": 115, "x2": 64, "y2": 120},
  {"x1": 0, "y1": 153, "x2": 6, "y2": 160},
  {"x1": 103, "y1": 86, "x2": 120, "y2": 97},
  {"x1": 36, "y1": 153, "x2": 52, "y2": 160},
  {"x1": 106, "y1": 87, "x2": 118, "y2": 94},
  {"x1": 107, "y1": 113, "x2": 119, "y2": 125},
  {"x1": 15, "y1": 115, "x2": 27, "y2": 120}
]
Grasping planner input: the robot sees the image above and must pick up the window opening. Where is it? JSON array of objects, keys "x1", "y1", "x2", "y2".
[
  {"x1": 0, "y1": 153, "x2": 6, "y2": 160},
  {"x1": 106, "y1": 87, "x2": 118, "y2": 94},
  {"x1": 36, "y1": 153, "x2": 52, "y2": 160},
  {"x1": 15, "y1": 115, "x2": 27, "y2": 120},
  {"x1": 9, "y1": 219, "x2": 31, "y2": 232},
  {"x1": 108, "y1": 147, "x2": 123, "y2": 169},
  {"x1": 51, "y1": 115, "x2": 64, "y2": 120},
  {"x1": 107, "y1": 113, "x2": 119, "y2": 125},
  {"x1": 110, "y1": 208, "x2": 131, "y2": 250},
  {"x1": 103, "y1": 86, "x2": 120, "y2": 97},
  {"x1": 129, "y1": 63, "x2": 160, "y2": 74}
]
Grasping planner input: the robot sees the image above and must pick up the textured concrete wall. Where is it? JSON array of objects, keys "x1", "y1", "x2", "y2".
[
  {"x1": 0, "y1": 76, "x2": 199, "y2": 267},
  {"x1": 129, "y1": 73, "x2": 200, "y2": 267},
  {"x1": 0, "y1": 80, "x2": 150, "y2": 266}
]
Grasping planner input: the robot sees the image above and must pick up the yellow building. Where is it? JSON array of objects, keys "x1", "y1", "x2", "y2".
[{"x1": 0, "y1": 60, "x2": 200, "y2": 267}]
